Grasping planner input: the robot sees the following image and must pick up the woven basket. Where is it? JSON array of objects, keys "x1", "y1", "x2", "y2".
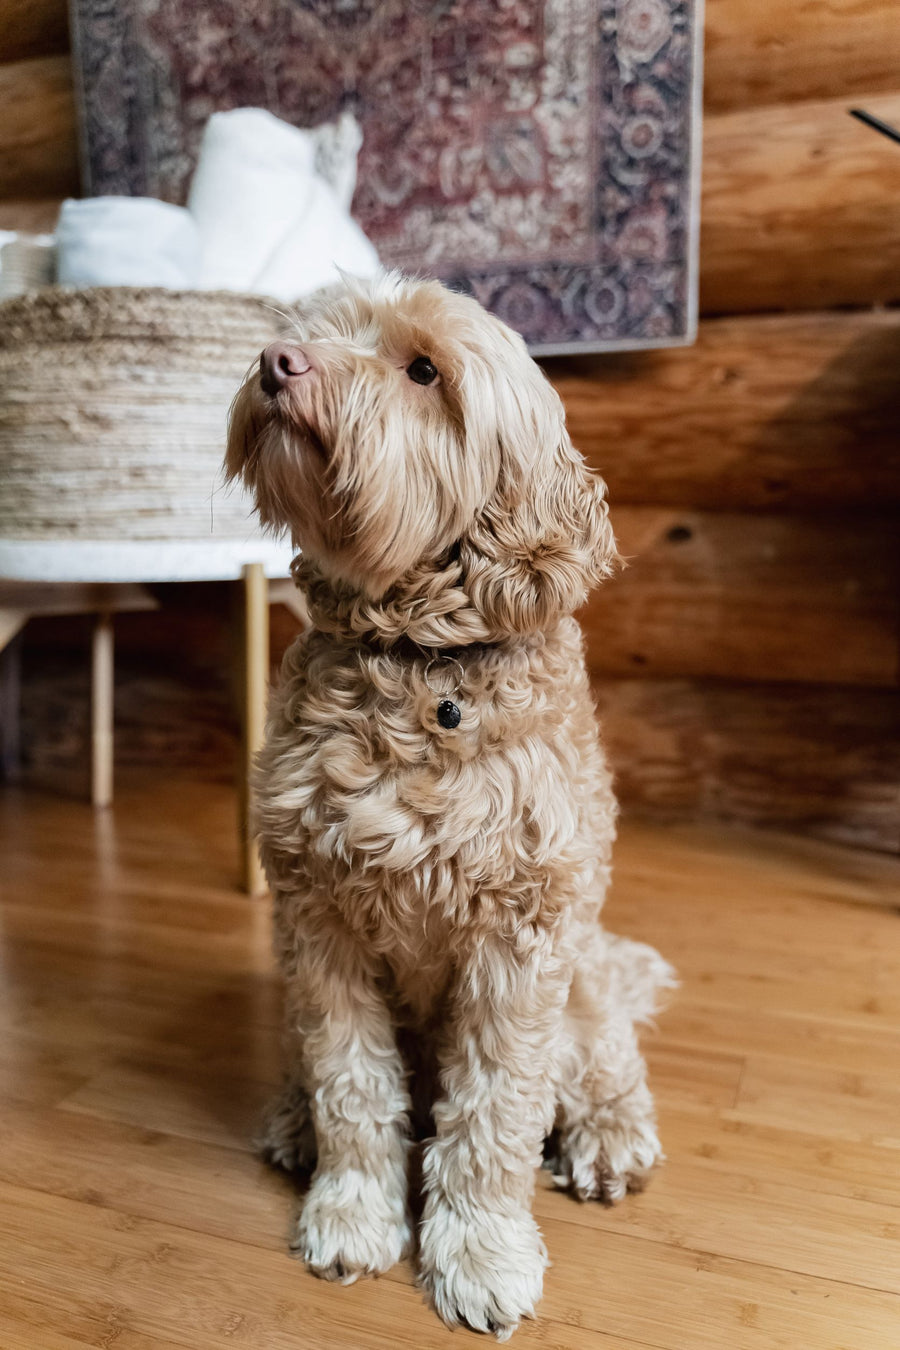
[{"x1": 0, "y1": 286, "x2": 283, "y2": 545}]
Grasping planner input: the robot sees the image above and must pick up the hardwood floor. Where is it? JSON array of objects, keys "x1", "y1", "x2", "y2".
[{"x1": 1, "y1": 775, "x2": 898, "y2": 1349}]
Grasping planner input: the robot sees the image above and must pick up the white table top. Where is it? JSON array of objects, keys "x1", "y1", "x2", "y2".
[{"x1": 0, "y1": 538, "x2": 297, "y2": 583}]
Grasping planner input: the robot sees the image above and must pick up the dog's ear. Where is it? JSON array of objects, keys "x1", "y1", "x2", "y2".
[{"x1": 460, "y1": 423, "x2": 618, "y2": 636}]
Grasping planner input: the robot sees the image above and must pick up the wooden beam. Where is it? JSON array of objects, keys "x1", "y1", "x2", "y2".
[
  {"x1": 268, "y1": 577, "x2": 309, "y2": 628},
  {"x1": 594, "y1": 677, "x2": 900, "y2": 856},
  {"x1": 544, "y1": 311, "x2": 900, "y2": 511},
  {"x1": 0, "y1": 197, "x2": 61, "y2": 231},
  {"x1": 704, "y1": 0, "x2": 900, "y2": 113},
  {"x1": 0, "y1": 54, "x2": 79, "y2": 200},
  {"x1": 700, "y1": 91, "x2": 900, "y2": 315},
  {"x1": 0, "y1": 0, "x2": 69, "y2": 65},
  {"x1": 585, "y1": 508, "x2": 899, "y2": 688},
  {"x1": 0, "y1": 583, "x2": 159, "y2": 617}
]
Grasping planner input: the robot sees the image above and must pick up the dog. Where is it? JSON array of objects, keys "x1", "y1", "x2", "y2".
[{"x1": 226, "y1": 273, "x2": 674, "y2": 1339}]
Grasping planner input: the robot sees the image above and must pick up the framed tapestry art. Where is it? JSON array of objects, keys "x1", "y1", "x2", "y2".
[{"x1": 69, "y1": 0, "x2": 703, "y2": 354}]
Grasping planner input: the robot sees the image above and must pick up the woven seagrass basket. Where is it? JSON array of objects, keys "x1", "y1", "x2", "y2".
[{"x1": 0, "y1": 287, "x2": 283, "y2": 552}]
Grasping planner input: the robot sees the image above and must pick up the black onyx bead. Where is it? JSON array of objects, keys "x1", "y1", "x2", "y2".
[{"x1": 436, "y1": 699, "x2": 461, "y2": 729}]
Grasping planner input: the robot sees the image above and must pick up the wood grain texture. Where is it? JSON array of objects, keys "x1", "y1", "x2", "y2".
[
  {"x1": 701, "y1": 91, "x2": 900, "y2": 315},
  {"x1": 545, "y1": 311, "x2": 900, "y2": 511},
  {"x1": 17, "y1": 589, "x2": 900, "y2": 851},
  {"x1": 0, "y1": 196, "x2": 61, "y2": 230},
  {"x1": 588, "y1": 507, "x2": 899, "y2": 687},
  {"x1": 0, "y1": 54, "x2": 78, "y2": 200},
  {"x1": 704, "y1": 0, "x2": 900, "y2": 112},
  {"x1": 0, "y1": 0, "x2": 69, "y2": 64},
  {"x1": 18, "y1": 600, "x2": 240, "y2": 800},
  {"x1": 593, "y1": 677, "x2": 900, "y2": 854},
  {"x1": 0, "y1": 778, "x2": 899, "y2": 1348}
]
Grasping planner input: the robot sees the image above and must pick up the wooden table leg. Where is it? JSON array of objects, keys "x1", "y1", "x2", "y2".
[
  {"x1": 240, "y1": 563, "x2": 269, "y2": 895},
  {"x1": 91, "y1": 611, "x2": 114, "y2": 808}
]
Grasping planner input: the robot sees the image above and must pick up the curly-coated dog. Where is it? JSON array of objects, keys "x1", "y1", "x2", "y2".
[{"x1": 226, "y1": 273, "x2": 674, "y2": 1339}]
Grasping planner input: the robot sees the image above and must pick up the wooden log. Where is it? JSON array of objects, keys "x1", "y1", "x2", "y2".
[
  {"x1": 18, "y1": 627, "x2": 900, "y2": 854},
  {"x1": 0, "y1": 582, "x2": 158, "y2": 618},
  {"x1": 0, "y1": 0, "x2": 69, "y2": 64},
  {"x1": 0, "y1": 197, "x2": 62, "y2": 231},
  {"x1": 545, "y1": 311, "x2": 900, "y2": 511},
  {"x1": 701, "y1": 91, "x2": 900, "y2": 315},
  {"x1": 593, "y1": 677, "x2": 900, "y2": 856},
  {"x1": 585, "y1": 508, "x2": 899, "y2": 688},
  {"x1": 0, "y1": 54, "x2": 79, "y2": 200},
  {"x1": 704, "y1": 0, "x2": 900, "y2": 113}
]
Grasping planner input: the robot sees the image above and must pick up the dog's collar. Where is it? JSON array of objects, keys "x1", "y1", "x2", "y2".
[
  {"x1": 360, "y1": 632, "x2": 496, "y2": 731},
  {"x1": 363, "y1": 632, "x2": 482, "y2": 664},
  {"x1": 291, "y1": 554, "x2": 517, "y2": 728},
  {"x1": 292, "y1": 553, "x2": 498, "y2": 650}
]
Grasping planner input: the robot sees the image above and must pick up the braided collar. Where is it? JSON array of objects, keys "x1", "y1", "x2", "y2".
[{"x1": 290, "y1": 553, "x2": 501, "y2": 653}]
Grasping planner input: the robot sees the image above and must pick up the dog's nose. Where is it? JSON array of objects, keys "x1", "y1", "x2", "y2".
[{"x1": 259, "y1": 342, "x2": 312, "y2": 396}]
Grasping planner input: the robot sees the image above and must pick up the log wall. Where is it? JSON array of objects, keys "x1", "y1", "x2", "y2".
[
  {"x1": 3, "y1": 0, "x2": 899, "y2": 852},
  {"x1": 703, "y1": 0, "x2": 899, "y2": 112}
]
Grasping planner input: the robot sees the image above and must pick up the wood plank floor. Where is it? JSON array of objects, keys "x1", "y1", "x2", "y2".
[{"x1": 1, "y1": 776, "x2": 898, "y2": 1350}]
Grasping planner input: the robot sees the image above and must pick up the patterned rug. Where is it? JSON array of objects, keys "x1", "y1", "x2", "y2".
[{"x1": 70, "y1": 0, "x2": 702, "y2": 353}]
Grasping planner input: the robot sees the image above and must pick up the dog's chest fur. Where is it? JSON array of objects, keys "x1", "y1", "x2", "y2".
[{"x1": 257, "y1": 618, "x2": 611, "y2": 1016}]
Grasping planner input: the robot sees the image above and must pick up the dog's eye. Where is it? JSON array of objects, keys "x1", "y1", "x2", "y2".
[{"x1": 406, "y1": 356, "x2": 438, "y2": 386}]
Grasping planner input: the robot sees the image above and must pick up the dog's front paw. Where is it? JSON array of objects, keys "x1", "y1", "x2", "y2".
[
  {"x1": 418, "y1": 1200, "x2": 547, "y2": 1340},
  {"x1": 295, "y1": 1169, "x2": 412, "y2": 1283},
  {"x1": 554, "y1": 1112, "x2": 663, "y2": 1203}
]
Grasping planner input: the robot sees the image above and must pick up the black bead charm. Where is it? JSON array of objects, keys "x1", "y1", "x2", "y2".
[{"x1": 436, "y1": 699, "x2": 461, "y2": 730}]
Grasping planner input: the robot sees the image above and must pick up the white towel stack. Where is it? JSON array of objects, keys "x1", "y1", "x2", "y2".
[
  {"x1": 43, "y1": 108, "x2": 381, "y2": 301},
  {"x1": 56, "y1": 197, "x2": 202, "y2": 289},
  {"x1": 188, "y1": 108, "x2": 379, "y2": 298}
]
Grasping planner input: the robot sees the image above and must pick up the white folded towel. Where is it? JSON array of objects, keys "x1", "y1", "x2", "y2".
[
  {"x1": 187, "y1": 108, "x2": 380, "y2": 300},
  {"x1": 56, "y1": 197, "x2": 201, "y2": 289},
  {"x1": 253, "y1": 174, "x2": 382, "y2": 300},
  {"x1": 312, "y1": 110, "x2": 364, "y2": 211}
]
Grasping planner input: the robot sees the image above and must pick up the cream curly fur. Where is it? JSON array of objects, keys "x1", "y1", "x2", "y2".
[{"x1": 227, "y1": 274, "x2": 675, "y2": 1339}]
